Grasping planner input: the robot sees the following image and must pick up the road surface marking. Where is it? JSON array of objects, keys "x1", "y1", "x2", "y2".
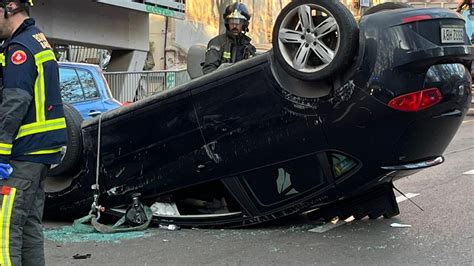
[
  {"x1": 463, "y1": 169, "x2": 474, "y2": 175},
  {"x1": 308, "y1": 193, "x2": 420, "y2": 233},
  {"x1": 462, "y1": 119, "x2": 474, "y2": 124},
  {"x1": 396, "y1": 193, "x2": 420, "y2": 203}
]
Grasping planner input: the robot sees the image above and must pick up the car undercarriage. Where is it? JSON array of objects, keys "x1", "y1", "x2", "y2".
[{"x1": 44, "y1": 1, "x2": 472, "y2": 228}]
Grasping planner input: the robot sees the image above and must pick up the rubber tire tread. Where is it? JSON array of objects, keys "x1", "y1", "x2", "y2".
[{"x1": 48, "y1": 103, "x2": 83, "y2": 176}]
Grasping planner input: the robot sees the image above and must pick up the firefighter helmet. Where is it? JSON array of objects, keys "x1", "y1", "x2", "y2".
[
  {"x1": 2, "y1": 0, "x2": 32, "y2": 17},
  {"x1": 223, "y1": 2, "x2": 251, "y2": 32}
]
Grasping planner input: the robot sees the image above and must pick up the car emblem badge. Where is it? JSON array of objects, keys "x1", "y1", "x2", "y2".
[{"x1": 11, "y1": 50, "x2": 27, "y2": 65}]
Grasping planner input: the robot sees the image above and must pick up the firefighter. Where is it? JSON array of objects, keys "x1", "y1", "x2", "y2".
[
  {"x1": 0, "y1": 0, "x2": 67, "y2": 265},
  {"x1": 202, "y1": 2, "x2": 257, "y2": 74}
]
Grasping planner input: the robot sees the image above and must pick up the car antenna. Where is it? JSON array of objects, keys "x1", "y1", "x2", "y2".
[{"x1": 392, "y1": 184, "x2": 424, "y2": 212}]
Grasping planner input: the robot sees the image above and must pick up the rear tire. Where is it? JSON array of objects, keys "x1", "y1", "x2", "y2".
[
  {"x1": 272, "y1": 0, "x2": 358, "y2": 81},
  {"x1": 48, "y1": 103, "x2": 83, "y2": 176}
]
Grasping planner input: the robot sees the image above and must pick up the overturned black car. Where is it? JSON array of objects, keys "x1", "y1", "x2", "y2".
[{"x1": 45, "y1": 1, "x2": 472, "y2": 227}]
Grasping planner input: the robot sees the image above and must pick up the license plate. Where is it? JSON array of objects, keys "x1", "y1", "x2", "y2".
[{"x1": 441, "y1": 26, "x2": 464, "y2": 44}]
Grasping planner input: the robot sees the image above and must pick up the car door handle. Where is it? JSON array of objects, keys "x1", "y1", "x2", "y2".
[{"x1": 88, "y1": 110, "x2": 102, "y2": 117}]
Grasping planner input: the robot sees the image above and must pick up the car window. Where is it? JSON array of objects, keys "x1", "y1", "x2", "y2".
[
  {"x1": 242, "y1": 155, "x2": 327, "y2": 206},
  {"x1": 77, "y1": 69, "x2": 99, "y2": 99},
  {"x1": 59, "y1": 67, "x2": 84, "y2": 103},
  {"x1": 330, "y1": 152, "x2": 358, "y2": 179},
  {"x1": 59, "y1": 67, "x2": 100, "y2": 103}
]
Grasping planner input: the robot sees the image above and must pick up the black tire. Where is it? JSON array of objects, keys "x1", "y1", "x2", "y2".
[
  {"x1": 272, "y1": 0, "x2": 358, "y2": 81},
  {"x1": 363, "y1": 2, "x2": 412, "y2": 16},
  {"x1": 48, "y1": 103, "x2": 83, "y2": 176}
]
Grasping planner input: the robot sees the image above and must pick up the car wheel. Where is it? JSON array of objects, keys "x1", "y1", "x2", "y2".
[
  {"x1": 48, "y1": 103, "x2": 83, "y2": 176},
  {"x1": 272, "y1": 0, "x2": 358, "y2": 81},
  {"x1": 363, "y1": 2, "x2": 412, "y2": 16}
]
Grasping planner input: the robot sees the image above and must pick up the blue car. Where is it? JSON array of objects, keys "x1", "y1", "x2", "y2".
[
  {"x1": 58, "y1": 62, "x2": 121, "y2": 119},
  {"x1": 49, "y1": 62, "x2": 121, "y2": 176}
]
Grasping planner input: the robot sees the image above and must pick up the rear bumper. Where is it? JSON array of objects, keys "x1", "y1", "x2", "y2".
[{"x1": 381, "y1": 156, "x2": 444, "y2": 170}]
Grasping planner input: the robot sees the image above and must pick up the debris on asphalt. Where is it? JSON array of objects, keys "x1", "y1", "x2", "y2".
[
  {"x1": 73, "y1": 253, "x2": 91, "y2": 260},
  {"x1": 151, "y1": 202, "x2": 180, "y2": 216},
  {"x1": 390, "y1": 223, "x2": 412, "y2": 228},
  {"x1": 159, "y1": 224, "x2": 180, "y2": 231},
  {"x1": 44, "y1": 226, "x2": 152, "y2": 243},
  {"x1": 308, "y1": 219, "x2": 347, "y2": 233}
]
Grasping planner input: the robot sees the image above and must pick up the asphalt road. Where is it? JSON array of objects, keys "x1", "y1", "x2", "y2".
[{"x1": 44, "y1": 116, "x2": 474, "y2": 265}]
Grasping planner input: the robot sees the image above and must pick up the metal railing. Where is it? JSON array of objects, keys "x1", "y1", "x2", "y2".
[
  {"x1": 104, "y1": 69, "x2": 190, "y2": 103},
  {"x1": 54, "y1": 44, "x2": 111, "y2": 68}
]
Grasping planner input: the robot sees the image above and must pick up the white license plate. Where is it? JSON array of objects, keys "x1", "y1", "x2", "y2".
[{"x1": 441, "y1": 27, "x2": 464, "y2": 44}]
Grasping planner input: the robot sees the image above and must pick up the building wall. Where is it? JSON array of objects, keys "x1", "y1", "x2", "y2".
[
  {"x1": 150, "y1": 15, "x2": 167, "y2": 69},
  {"x1": 32, "y1": 0, "x2": 149, "y2": 51}
]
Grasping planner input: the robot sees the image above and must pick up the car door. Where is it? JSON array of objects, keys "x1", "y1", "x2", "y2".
[
  {"x1": 59, "y1": 66, "x2": 106, "y2": 119},
  {"x1": 191, "y1": 60, "x2": 332, "y2": 212}
]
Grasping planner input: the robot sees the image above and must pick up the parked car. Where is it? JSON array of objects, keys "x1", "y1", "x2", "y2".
[
  {"x1": 48, "y1": 62, "x2": 121, "y2": 176},
  {"x1": 44, "y1": 1, "x2": 472, "y2": 228},
  {"x1": 59, "y1": 62, "x2": 121, "y2": 119}
]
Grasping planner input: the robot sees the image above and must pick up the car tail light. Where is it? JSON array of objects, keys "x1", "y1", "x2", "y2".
[
  {"x1": 401, "y1": 14, "x2": 432, "y2": 24},
  {"x1": 388, "y1": 88, "x2": 443, "y2": 112}
]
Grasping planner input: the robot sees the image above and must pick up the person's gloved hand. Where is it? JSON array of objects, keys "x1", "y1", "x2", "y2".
[{"x1": 0, "y1": 163, "x2": 13, "y2": 180}]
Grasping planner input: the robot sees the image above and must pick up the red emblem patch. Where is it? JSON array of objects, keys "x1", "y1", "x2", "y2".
[
  {"x1": 11, "y1": 50, "x2": 27, "y2": 65},
  {"x1": 1, "y1": 185, "x2": 11, "y2": 195}
]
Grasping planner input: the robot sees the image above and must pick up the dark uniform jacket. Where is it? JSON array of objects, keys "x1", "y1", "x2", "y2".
[
  {"x1": 202, "y1": 31, "x2": 256, "y2": 74},
  {"x1": 0, "y1": 18, "x2": 67, "y2": 165}
]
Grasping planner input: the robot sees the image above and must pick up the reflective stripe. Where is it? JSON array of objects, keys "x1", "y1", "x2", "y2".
[
  {"x1": 223, "y1": 51, "x2": 231, "y2": 59},
  {"x1": 34, "y1": 50, "x2": 55, "y2": 65},
  {"x1": 0, "y1": 53, "x2": 5, "y2": 67},
  {"x1": 33, "y1": 50, "x2": 55, "y2": 122},
  {"x1": 34, "y1": 63, "x2": 45, "y2": 122},
  {"x1": 0, "y1": 144, "x2": 12, "y2": 155},
  {"x1": 0, "y1": 187, "x2": 16, "y2": 266},
  {"x1": 16, "y1": 118, "x2": 66, "y2": 139},
  {"x1": 0, "y1": 193, "x2": 6, "y2": 265},
  {"x1": 27, "y1": 147, "x2": 62, "y2": 155}
]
